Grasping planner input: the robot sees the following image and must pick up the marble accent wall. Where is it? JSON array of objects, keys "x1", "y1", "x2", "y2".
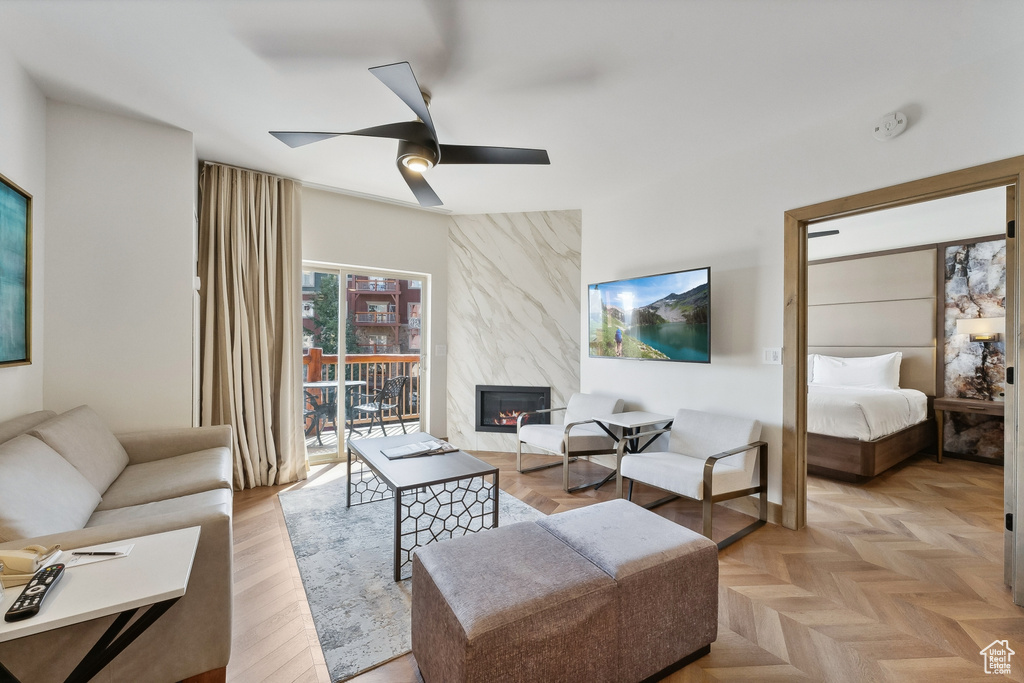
[
  {"x1": 944, "y1": 238, "x2": 1006, "y2": 460},
  {"x1": 944, "y1": 239, "x2": 1006, "y2": 400},
  {"x1": 446, "y1": 211, "x2": 582, "y2": 452}
]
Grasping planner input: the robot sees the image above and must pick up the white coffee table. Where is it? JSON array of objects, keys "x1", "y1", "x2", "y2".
[{"x1": 0, "y1": 526, "x2": 200, "y2": 683}]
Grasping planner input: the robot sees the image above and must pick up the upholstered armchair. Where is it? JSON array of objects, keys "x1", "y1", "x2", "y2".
[
  {"x1": 516, "y1": 392, "x2": 625, "y2": 492},
  {"x1": 616, "y1": 408, "x2": 768, "y2": 549}
]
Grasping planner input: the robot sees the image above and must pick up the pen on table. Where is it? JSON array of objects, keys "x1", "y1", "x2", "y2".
[{"x1": 71, "y1": 551, "x2": 120, "y2": 556}]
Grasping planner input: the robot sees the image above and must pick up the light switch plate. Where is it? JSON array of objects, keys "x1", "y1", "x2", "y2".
[
  {"x1": 762, "y1": 348, "x2": 782, "y2": 365},
  {"x1": 435, "y1": 345, "x2": 447, "y2": 357}
]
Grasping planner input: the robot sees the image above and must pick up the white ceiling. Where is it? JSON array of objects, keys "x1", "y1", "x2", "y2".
[{"x1": 1, "y1": 0, "x2": 1023, "y2": 214}]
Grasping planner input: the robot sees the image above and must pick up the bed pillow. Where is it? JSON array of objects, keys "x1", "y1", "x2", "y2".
[
  {"x1": 808, "y1": 354, "x2": 818, "y2": 383},
  {"x1": 811, "y1": 352, "x2": 902, "y2": 390}
]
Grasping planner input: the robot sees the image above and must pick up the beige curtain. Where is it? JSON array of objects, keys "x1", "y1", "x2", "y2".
[{"x1": 198, "y1": 163, "x2": 307, "y2": 489}]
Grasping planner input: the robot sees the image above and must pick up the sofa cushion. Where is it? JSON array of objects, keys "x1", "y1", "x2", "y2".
[
  {"x1": 86, "y1": 488, "x2": 231, "y2": 528},
  {"x1": 0, "y1": 410, "x2": 57, "y2": 447},
  {"x1": 95, "y1": 448, "x2": 233, "y2": 511},
  {"x1": 0, "y1": 435, "x2": 101, "y2": 542},
  {"x1": 30, "y1": 406, "x2": 129, "y2": 495}
]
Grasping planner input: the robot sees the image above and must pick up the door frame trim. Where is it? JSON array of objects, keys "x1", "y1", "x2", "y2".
[{"x1": 782, "y1": 158, "x2": 1022, "y2": 569}]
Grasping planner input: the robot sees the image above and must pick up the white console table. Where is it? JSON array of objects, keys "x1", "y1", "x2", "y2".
[
  {"x1": 0, "y1": 526, "x2": 200, "y2": 683},
  {"x1": 592, "y1": 411, "x2": 674, "y2": 452}
]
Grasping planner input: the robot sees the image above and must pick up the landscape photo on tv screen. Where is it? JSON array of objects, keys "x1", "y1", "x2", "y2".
[{"x1": 588, "y1": 267, "x2": 710, "y2": 362}]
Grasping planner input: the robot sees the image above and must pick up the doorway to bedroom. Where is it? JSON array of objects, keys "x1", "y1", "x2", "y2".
[
  {"x1": 805, "y1": 187, "x2": 1008, "y2": 477},
  {"x1": 784, "y1": 156, "x2": 1023, "y2": 603}
]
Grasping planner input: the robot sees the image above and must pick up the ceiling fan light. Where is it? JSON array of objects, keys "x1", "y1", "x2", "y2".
[{"x1": 402, "y1": 155, "x2": 433, "y2": 173}]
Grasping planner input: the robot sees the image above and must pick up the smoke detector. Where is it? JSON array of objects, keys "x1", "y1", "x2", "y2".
[{"x1": 873, "y1": 111, "x2": 908, "y2": 141}]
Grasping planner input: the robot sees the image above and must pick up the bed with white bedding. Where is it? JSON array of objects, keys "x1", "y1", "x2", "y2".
[
  {"x1": 806, "y1": 353, "x2": 936, "y2": 481},
  {"x1": 808, "y1": 385, "x2": 928, "y2": 441}
]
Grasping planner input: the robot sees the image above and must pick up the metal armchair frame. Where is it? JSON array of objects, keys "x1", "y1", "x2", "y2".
[
  {"x1": 615, "y1": 428, "x2": 768, "y2": 549},
  {"x1": 515, "y1": 406, "x2": 619, "y2": 492}
]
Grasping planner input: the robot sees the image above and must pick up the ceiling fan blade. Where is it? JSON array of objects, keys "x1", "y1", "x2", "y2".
[
  {"x1": 437, "y1": 144, "x2": 550, "y2": 165},
  {"x1": 808, "y1": 229, "x2": 840, "y2": 238},
  {"x1": 339, "y1": 121, "x2": 434, "y2": 146},
  {"x1": 369, "y1": 62, "x2": 438, "y2": 145},
  {"x1": 269, "y1": 131, "x2": 344, "y2": 148},
  {"x1": 397, "y1": 162, "x2": 443, "y2": 207},
  {"x1": 271, "y1": 121, "x2": 433, "y2": 148}
]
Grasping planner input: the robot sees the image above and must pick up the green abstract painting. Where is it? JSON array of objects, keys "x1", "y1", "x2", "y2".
[{"x1": 0, "y1": 174, "x2": 30, "y2": 365}]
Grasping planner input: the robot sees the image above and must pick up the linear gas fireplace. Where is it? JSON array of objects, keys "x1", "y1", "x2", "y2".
[{"x1": 475, "y1": 385, "x2": 552, "y2": 433}]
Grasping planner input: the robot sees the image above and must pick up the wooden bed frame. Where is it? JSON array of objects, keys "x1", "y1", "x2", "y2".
[{"x1": 806, "y1": 417, "x2": 937, "y2": 483}]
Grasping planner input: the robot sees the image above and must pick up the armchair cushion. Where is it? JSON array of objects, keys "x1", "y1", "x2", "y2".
[
  {"x1": 519, "y1": 422, "x2": 614, "y2": 454},
  {"x1": 95, "y1": 448, "x2": 233, "y2": 511},
  {"x1": 0, "y1": 435, "x2": 101, "y2": 542},
  {"x1": 667, "y1": 408, "x2": 762, "y2": 476},
  {"x1": 29, "y1": 405, "x2": 128, "y2": 495},
  {"x1": 563, "y1": 393, "x2": 625, "y2": 426},
  {"x1": 620, "y1": 452, "x2": 749, "y2": 500}
]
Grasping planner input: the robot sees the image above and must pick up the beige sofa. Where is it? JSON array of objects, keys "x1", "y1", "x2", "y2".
[{"x1": 0, "y1": 406, "x2": 233, "y2": 683}]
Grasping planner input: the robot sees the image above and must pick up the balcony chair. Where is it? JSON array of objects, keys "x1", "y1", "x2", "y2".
[
  {"x1": 304, "y1": 389, "x2": 337, "y2": 446},
  {"x1": 351, "y1": 375, "x2": 409, "y2": 438},
  {"x1": 615, "y1": 407, "x2": 768, "y2": 549},
  {"x1": 516, "y1": 392, "x2": 625, "y2": 492}
]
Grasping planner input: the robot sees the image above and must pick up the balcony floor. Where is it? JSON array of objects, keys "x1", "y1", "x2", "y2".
[{"x1": 305, "y1": 419, "x2": 422, "y2": 461}]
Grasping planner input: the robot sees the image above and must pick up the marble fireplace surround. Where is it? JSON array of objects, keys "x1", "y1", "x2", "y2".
[{"x1": 446, "y1": 210, "x2": 582, "y2": 453}]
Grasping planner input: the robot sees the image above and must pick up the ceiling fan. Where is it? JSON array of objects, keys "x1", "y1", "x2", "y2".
[{"x1": 270, "y1": 61, "x2": 550, "y2": 208}]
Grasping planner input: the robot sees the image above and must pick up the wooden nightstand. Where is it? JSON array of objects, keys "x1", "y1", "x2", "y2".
[{"x1": 933, "y1": 397, "x2": 1005, "y2": 463}]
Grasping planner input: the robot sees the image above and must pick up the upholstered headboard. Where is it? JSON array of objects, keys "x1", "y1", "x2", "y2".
[{"x1": 808, "y1": 248, "x2": 937, "y2": 396}]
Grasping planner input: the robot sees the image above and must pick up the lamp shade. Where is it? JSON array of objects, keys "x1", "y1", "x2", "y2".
[{"x1": 956, "y1": 316, "x2": 1005, "y2": 341}]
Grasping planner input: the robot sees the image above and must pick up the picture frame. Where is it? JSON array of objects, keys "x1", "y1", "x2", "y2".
[
  {"x1": 0, "y1": 172, "x2": 31, "y2": 367},
  {"x1": 588, "y1": 266, "x2": 711, "y2": 363}
]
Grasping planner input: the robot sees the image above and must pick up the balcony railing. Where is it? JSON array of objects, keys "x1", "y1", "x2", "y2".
[
  {"x1": 357, "y1": 344, "x2": 400, "y2": 354},
  {"x1": 303, "y1": 347, "x2": 420, "y2": 429},
  {"x1": 350, "y1": 278, "x2": 399, "y2": 292},
  {"x1": 355, "y1": 312, "x2": 397, "y2": 324}
]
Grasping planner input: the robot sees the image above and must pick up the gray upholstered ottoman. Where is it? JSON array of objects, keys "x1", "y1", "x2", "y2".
[
  {"x1": 412, "y1": 520, "x2": 619, "y2": 683},
  {"x1": 411, "y1": 499, "x2": 718, "y2": 683},
  {"x1": 538, "y1": 498, "x2": 719, "y2": 681}
]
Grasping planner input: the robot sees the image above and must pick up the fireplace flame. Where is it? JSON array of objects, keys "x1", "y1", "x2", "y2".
[{"x1": 494, "y1": 410, "x2": 527, "y2": 426}]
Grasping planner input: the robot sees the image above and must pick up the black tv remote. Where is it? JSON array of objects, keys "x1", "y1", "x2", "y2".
[{"x1": 4, "y1": 563, "x2": 65, "y2": 622}]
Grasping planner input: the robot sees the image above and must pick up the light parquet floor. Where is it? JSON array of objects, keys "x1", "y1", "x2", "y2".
[{"x1": 226, "y1": 451, "x2": 1024, "y2": 682}]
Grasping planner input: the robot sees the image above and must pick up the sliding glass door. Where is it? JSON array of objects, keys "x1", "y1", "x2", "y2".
[{"x1": 301, "y1": 264, "x2": 426, "y2": 463}]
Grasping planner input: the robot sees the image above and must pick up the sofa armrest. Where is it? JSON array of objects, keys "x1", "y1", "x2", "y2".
[
  {"x1": 0, "y1": 502, "x2": 233, "y2": 681},
  {"x1": 116, "y1": 425, "x2": 232, "y2": 465}
]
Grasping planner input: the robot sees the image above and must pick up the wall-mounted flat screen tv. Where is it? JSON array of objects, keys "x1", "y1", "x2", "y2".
[{"x1": 588, "y1": 266, "x2": 710, "y2": 363}]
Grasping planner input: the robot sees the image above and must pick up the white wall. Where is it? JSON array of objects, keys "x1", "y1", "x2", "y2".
[
  {"x1": 44, "y1": 103, "x2": 195, "y2": 431},
  {"x1": 0, "y1": 49, "x2": 46, "y2": 421},
  {"x1": 581, "y1": 46, "x2": 1024, "y2": 506},
  {"x1": 301, "y1": 188, "x2": 451, "y2": 437}
]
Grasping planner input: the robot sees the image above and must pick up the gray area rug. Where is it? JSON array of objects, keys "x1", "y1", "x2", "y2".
[{"x1": 279, "y1": 468, "x2": 544, "y2": 682}]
